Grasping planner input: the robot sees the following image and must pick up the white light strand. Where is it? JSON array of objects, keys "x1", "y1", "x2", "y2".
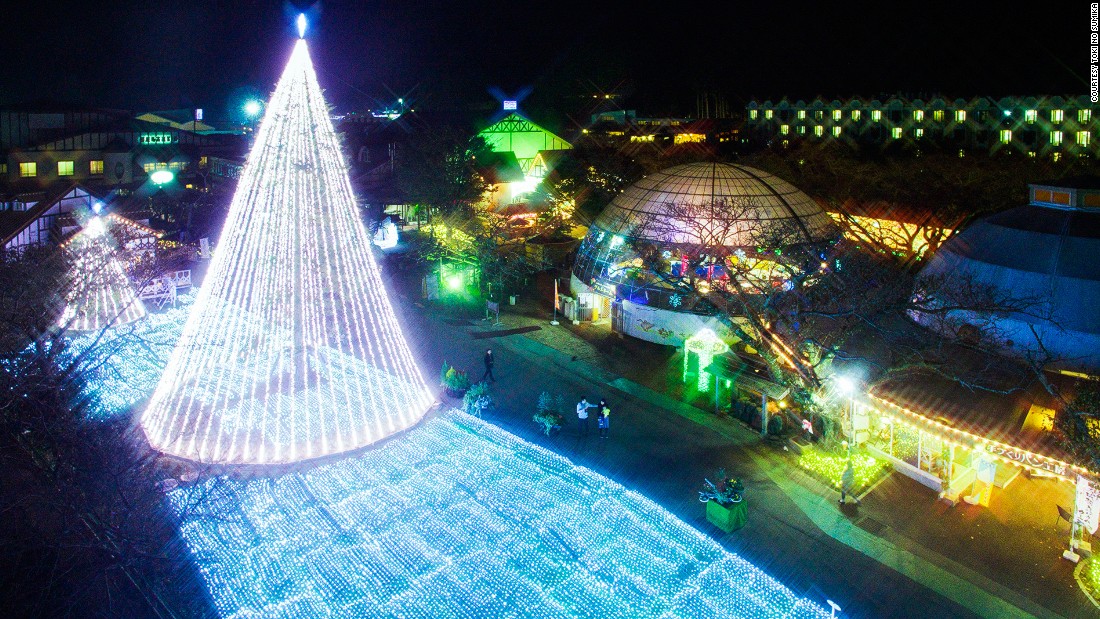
[
  {"x1": 142, "y1": 40, "x2": 432, "y2": 465},
  {"x1": 66, "y1": 289, "x2": 197, "y2": 420},
  {"x1": 170, "y1": 411, "x2": 831, "y2": 618},
  {"x1": 58, "y1": 216, "x2": 147, "y2": 333}
]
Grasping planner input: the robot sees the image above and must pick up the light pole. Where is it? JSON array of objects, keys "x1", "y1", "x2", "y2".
[{"x1": 836, "y1": 375, "x2": 856, "y2": 455}]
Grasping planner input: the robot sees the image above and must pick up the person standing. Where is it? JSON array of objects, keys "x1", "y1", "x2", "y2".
[
  {"x1": 597, "y1": 401, "x2": 611, "y2": 438},
  {"x1": 482, "y1": 349, "x2": 495, "y2": 382},
  {"x1": 839, "y1": 459, "x2": 859, "y2": 505},
  {"x1": 576, "y1": 398, "x2": 596, "y2": 435}
]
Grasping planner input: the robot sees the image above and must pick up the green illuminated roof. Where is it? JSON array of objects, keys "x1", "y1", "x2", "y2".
[{"x1": 478, "y1": 113, "x2": 571, "y2": 173}]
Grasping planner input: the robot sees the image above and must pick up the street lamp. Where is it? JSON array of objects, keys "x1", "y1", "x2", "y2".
[
  {"x1": 244, "y1": 100, "x2": 263, "y2": 119},
  {"x1": 835, "y1": 375, "x2": 856, "y2": 455}
]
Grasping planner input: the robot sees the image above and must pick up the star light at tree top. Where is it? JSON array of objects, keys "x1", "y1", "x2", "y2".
[
  {"x1": 59, "y1": 215, "x2": 147, "y2": 332},
  {"x1": 141, "y1": 34, "x2": 433, "y2": 465}
]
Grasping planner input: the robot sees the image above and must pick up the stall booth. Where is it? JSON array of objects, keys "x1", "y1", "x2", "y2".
[{"x1": 702, "y1": 346, "x2": 791, "y2": 435}]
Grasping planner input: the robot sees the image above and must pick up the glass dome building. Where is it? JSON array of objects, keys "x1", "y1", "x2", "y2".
[
  {"x1": 914, "y1": 178, "x2": 1100, "y2": 374},
  {"x1": 570, "y1": 162, "x2": 837, "y2": 346}
]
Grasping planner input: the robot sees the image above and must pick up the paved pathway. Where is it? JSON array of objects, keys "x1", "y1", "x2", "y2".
[
  {"x1": 395, "y1": 297, "x2": 972, "y2": 617},
  {"x1": 387, "y1": 263, "x2": 1100, "y2": 618}
]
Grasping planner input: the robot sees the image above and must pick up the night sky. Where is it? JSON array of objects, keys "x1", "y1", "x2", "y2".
[{"x1": 1, "y1": 1, "x2": 1090, "y2": 123}]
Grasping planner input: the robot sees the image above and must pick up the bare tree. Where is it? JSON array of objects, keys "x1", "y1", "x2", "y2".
[
  {"x1": 0, "y1": 246, "x2": 215, "y2": 618},
  {"x1": 630, "y1": 198, "x2": 1055, "y2": 420}
]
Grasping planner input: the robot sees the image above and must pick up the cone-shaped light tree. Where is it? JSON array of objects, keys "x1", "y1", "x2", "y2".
[
  {"x1": 142, "y1": 32, "x2": 433, "y2": 465},
  {"x1": 59, "y1": 215, "x2": 147, "y2": 332}
]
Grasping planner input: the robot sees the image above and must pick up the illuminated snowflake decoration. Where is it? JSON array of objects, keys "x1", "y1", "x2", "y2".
[
  {"x1": 669, "y1": 294, "x2": 683, "y2": 308},
  {"x1": 170, "y1": 411, "x2": 831, "y2": 618},
  {"x1": 734, "y1": 248, "x2": 747, "y2": 260},
  {"x1": 141, "y1": 39, "x2": 432, "y2": 465}
]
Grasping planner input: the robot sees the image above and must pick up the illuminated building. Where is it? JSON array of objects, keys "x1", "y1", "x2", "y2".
[
  {"x1": 746, "y1": 95, "x2": 1098, "y2": 157},
  {"x1": 478, "y1": 109, "x2": 572, "y2": 206},
  {"x1": 0, "y1": 110, "x2": 240, "y2": 191},
  {"x1": 570, "y1": 162, "x2": 837, "y2": 346},
  {"x1": 141, "y1": 36, "x2": 433, "y2": 465},
  {"x1": 826, "y1": 199, "x2": 956, "y2": 260}
]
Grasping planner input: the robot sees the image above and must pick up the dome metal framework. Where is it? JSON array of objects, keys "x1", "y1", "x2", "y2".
[{"x1": 572, "y1": 162, "x2": 837, "y2": 314}]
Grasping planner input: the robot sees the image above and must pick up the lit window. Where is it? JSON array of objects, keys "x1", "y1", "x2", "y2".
[
  {"x1": 814, "y1": 125, "x2": 824, "y2": 137},
  {"x1": 1051, "y1": 109, "x2": 1064, "y2": 122},
  {"x1": 913, "y1": 110, "x2": 924, "y2": 122},
  {"x1": 749, "y1": 110, "x2": 758, "y2": 120},
  {"x1": 832, "y1": 126, "x2": 842, "y2": 137},
  {"x1": 797, "y1": 126, "x2": 806, "y2": 135},
  {"x1": 199, "y1": 156, "x2": 208, "y2": 167},
  {"x1": 0, "y1": 163, "x2": 6, "y2": 174},
  {"x1": 1051, "y1": 130, "x2": 1063, "y2": 145},
  {"x1": 797, "y1": 110, "x2": 807, "y2": 120},
  {"x1": 871, "y1": 110, "x2": 882, "y2": 122},
  {"x1": 1000, "y1": 129, "x2": 1012, "y2": 143},
  {"x1": 1080, "y1": 109, "x2": 1092, "y2": 123},
  {"x1": 90, "y1": 160, "x2": 104, "y2": 175},
  {"x1": 57, "y1": 161, "x2": 74, "y2": 176},
  {"x1": 780, "y1": 124, "x2": 790, "y2": 135},
  {"x1": 933, "y1": 110, "x2": 944, "y2": 122},
  {"x1": 851, "y1": 110, "x2": 861, "y2": 121},
  {"x1": 891, "y1": 127, "x2": 903, "y2": 139},
  {"x1": 814, "y1": 110, "x2": 823, "y2": 120},
  {"x1": 955, "y1": 110, "x2": 967, "y2": 122},
  {"x1": 142, "y1": 162, "x2": 157, "y2": 173},
  {"x1": 914, "y1": 128, "x2": 924, "y2": 138},
  {"x1": 764, "y1": 110, "x2": 773, "y2": 119},
  {"x1": 1077, "y1": 131, "x2": 1091, "y2": 146},
  {"x1": 832, "y1": 110, "x2": 842, "y2": 121},
  {"x1": 19, "y1": 162, "x2": 37, "y2": 177},
  {"x1": 1025, "y1": 109, "x2": 1037, "y2": 123}
]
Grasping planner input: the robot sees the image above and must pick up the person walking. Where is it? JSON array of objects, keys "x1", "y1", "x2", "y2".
[
  {"x1": 839, "y1": 459, "x2": 860, "y2": 505},
  {"x1": 576, "y1": 398, "x2": 596, "y2": 435},
  {"x1": 482, "y1": 349, "x2": 495, "y2": 382},
  {"x1": 597, "y1": 401, "x2": 611, "y2": 438}
]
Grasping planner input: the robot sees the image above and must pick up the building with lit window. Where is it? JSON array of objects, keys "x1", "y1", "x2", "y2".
[
  {"x1": 745, "y1": 96, "x2": 1098, "y2": 158},
  {"x1": 0, "y1": 108, "x2": 243, "y2": 193},
  {"x1": 569, "y1": 162, "x2": 837, "y2": 346},
  {"x1": 0, "y1": 183, "x2": 156, "y2": 252},
  {"x1": 477, "y1": 111, "x2": 572, "y2": 207}
]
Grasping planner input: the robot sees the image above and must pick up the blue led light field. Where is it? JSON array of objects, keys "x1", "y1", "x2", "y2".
[
  {"x1": 171, "y1": 411, "x2": 829, "y2": 618},
  {"x1": 66, "y1": 289, "x2": 196, "y2": 421}
]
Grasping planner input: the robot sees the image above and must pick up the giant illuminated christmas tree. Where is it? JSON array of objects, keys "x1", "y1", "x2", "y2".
[{"x1": 142, "y1": 28, "x2": 433, "y2": 465}]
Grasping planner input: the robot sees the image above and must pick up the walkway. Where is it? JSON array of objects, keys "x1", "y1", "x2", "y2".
[{"x1": 389, "y1": 273, "x2": 1094, "y2": 618}]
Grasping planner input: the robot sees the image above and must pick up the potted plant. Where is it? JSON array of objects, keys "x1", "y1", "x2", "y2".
[
  {"x1": 440, "y1": 361, "x2": 471, "y2": 397},
  {"x1": 698, "y1": 468, "x2": 747, "y2": 532}
]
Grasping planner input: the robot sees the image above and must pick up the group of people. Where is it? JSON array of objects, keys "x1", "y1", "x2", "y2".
[{"x1": 576, "y1": 397, "x2": 611, "y2": 438}]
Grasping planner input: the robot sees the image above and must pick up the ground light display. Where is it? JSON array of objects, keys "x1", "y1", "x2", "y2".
[
  {"x1": 141, "y1": 28, "x2": 433, "y2": 465},
  {"x1": 59, "y1": 214, "x2": 147, "y2": 332},
  {"x1": 170, "y1": 411, "x2": 831, "y2": 619}
]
